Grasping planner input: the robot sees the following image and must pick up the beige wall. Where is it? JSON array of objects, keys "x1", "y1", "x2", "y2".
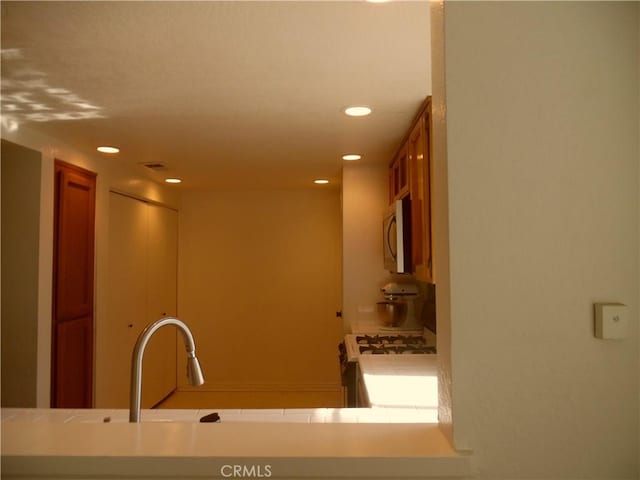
[
  {"x1": 1, "y1": 141, "x2": 41, "y2": 407},
  {"x1": 429, "y1": 0, "x2": 453, "y2": 444},
  {"x1": 341, "y1": 163, "x2": 391, "y2": 331},
  {"x1": 437, "y1": 1, "x2": 639, "y2": 476},
  {"x1": 1, "y1": 125, "x2": 180, "y2": 407},
  {"x1": 177, "y1": 188, "x2": 343, "y2": 398}
]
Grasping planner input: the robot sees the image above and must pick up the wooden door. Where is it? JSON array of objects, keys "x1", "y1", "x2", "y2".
[{"x1": 52, "y1": 160, "x2": 96, "y2": 408}]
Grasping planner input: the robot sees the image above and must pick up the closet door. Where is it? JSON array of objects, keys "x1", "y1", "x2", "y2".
[
  {"x1": 102, "y1": 193, "x2": 177, "y2": 408},
  {"x1": 142, "y1": 204, "x2": 178, "y2": 407},
  {"x1": 102, "y1": 193, "x2": 147, "y2": 407}
]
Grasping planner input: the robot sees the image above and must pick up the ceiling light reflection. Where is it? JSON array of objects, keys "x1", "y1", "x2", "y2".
[
  {"x1": 1, "y1": 115, "x2": 20, "y2": 132},
  {"x1": 342, "y1": 154, "x2": 361, "y2": 161},
  {"x1": 0, "y1": 49, "x2": 105, "y2": 128}
]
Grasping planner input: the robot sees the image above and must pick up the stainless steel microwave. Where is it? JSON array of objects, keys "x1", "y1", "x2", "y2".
[{"x1": 382, "y1": 196, "x2": 412, "y2": 273}]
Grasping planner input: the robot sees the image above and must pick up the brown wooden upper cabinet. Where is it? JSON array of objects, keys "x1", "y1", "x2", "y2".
[
  {"x1": 388, "y1": 144, "x2": 409, "y2": 202},
  {"x1": 388, "y1": 96, "x2": 433, "y2": 283}
]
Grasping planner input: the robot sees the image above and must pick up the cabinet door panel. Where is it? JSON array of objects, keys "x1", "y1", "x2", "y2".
[
  {"x1": 54, "y1": 316, "x2": 92, "y2": 407},
  {"x1": 409, "y1": 116, "x2": 426, "y2": 271},
  {"x1": 408, "y1": 101, "x2": 434, "y2": 282},
  {"x1": 423, "y1": 100, "x2": 434, "y2": 282},
  {"x1": 389, "y1": 145, "x2": 409, "y2": 202},
  {"x1": 55, "y1": 172, "x2": 95, "y2": 320}
]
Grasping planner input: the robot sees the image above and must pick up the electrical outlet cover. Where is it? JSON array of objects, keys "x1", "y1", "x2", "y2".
[{"x1": 594, "y1": 303, "x2": 628, "y2": 340}]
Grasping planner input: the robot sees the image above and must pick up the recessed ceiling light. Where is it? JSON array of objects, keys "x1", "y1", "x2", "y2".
[
  {"x1": 344, "y1": 106, "x2": 372, "y2": 117},
  {"x1": 314, "y1": 179, "x2": 330, "y2": 185},
  {"x1": 165, "y1": 178, "x2": 182, "y2": 184},
  {"x1": 342, "y1": 154, "x2": 362, "y2": 161},
  {"x1": 97, "y1": 146, "x2": 119, "y2": 154}
]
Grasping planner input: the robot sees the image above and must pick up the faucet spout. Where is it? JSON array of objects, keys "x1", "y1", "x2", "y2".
[{"x1": 129, "y1": 317, "x2": 204, "y2": 422}]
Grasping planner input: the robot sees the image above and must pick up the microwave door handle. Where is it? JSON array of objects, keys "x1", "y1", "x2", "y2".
[{"x1": 387, "y1": 217, "x2": 397, "y2": 260}]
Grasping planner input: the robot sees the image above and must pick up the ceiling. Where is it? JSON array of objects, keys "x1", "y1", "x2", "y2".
[{"x1": 1, "y1": 1, "x2": 431, "y2": 190}]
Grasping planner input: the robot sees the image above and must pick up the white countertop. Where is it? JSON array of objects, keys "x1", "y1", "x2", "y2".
[
  {"x1": 2, "y1": 406, "x2": 434, "y2": 425},
  {"x1": 1, "y1": 408, "x2": 472, "y2": 479},
  {"x1": 359, "y1": 355, "x2": 438, "y2": 415},
  {"x1": 0, "y1": 412, "x2": 452, "y2": 457}
]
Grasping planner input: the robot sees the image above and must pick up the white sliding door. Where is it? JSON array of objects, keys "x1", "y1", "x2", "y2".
[
  {"x1": 97, "y1": 192, "x2": 177, "y2": 408},
  {"x1": 142, "y1": 203, "x2": 178, "y2": 407}
]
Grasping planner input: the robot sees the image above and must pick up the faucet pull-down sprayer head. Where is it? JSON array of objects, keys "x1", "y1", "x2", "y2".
[
  {"x1": 129, "y1": 317, "x2": 205, "y2": 422},
  {"x1": 186, "y1": 352, "x2": 205, "y2": 386}
]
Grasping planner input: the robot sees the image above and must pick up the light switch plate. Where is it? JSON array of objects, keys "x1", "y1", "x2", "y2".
[{"x1": 594, "y1": 303, "x2": 628, "y2": 339}]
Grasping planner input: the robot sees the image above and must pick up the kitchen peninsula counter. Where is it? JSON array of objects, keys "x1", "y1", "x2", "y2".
[{"x1": 1, "y1": 408, "x2": 471, "y2": 479}]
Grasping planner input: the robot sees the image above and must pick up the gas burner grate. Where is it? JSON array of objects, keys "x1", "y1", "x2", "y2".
[
  {"x1": 359, "y1": 345, "x2": 388, "y2": 355},
  {"x1": 356, "y1": 334, "x2": 427, "y2": 345},
  {"x1": 405, "y1": 346, "x2": 437, "y2": 354},
  {"x1": 395, "y1": 335, "x2": 427, "y2": 345},
  {"x1": 359, "y1": 344, "x2": 437, "y2": 355},
  {"x1": 356, "y1": 335, "x2": 381, "y2": 345}
]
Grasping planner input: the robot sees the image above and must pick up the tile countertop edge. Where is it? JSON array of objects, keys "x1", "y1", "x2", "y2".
[{"x1": 1, "y1": 422, "x2": 472, "y2": 478}]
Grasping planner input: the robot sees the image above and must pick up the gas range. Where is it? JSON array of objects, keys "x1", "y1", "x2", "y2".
[
  {"x1": 338, "y1": 331, "x2": 436, "y2": 407},
  {"x1": 344, "y1": 333, "x2": 436, "y2": 362}
]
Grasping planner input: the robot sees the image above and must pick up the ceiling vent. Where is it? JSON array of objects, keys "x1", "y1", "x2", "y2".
[{"x1": 140, "y1": 162, "x2": 167, "y2": 171}]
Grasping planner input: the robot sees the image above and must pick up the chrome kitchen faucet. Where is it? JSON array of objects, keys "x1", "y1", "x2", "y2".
[{"x1": 129, "y1": 317, "x2": 205, "y2": 422}]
